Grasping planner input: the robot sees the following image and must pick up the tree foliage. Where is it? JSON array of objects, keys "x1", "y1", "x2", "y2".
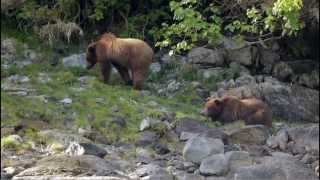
[{"x1": 2, "y1": 0, "x2": 305, "y2": 53}]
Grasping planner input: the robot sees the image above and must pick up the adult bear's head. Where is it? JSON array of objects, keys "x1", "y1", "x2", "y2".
[{"x1": 86, "y1": 42, "x2": 97, "y2": 69}]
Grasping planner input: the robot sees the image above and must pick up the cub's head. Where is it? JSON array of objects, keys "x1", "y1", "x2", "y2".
[
  {"x1": 86, "y1": 42, "x2": 97, "y2": 69},
  {"x1": 202, "y1": 97, "x2": 224, "y2": 118}
]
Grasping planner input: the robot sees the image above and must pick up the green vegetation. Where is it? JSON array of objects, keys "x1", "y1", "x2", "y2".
[{"x1": 2, "y1": 0, "x2": 304, "y2": 54}]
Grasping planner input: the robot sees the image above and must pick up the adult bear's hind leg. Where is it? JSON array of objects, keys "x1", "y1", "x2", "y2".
[
  {"x1": 112, "y1": 62, "x2": 133, "y2": 86},
  {"x1": 132, "y1": 69, "x2": 148, "y2": 90}
]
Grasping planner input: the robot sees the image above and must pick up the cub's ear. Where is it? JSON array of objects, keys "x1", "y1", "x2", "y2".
[
  {"x1": 87, "y1": 42, "x2": 96, "y2": 53},
  {"x1": 214, "y1": 99, "x2": 222, "y2": 106}
]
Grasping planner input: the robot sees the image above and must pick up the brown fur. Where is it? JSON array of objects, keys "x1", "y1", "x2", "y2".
[
  {"x1": 86, "y1": 33, "x2": 154, "y2": 90},
  {"x1": 203, "y1": 96, "x2": 272, "y2": 127}
]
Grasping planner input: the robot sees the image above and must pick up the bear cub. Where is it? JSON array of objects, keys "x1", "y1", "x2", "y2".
[{"x1": 202, "y1": 96, "x2": 272, "y2": 127}]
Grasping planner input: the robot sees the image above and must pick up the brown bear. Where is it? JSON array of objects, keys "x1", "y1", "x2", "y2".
[
  {"x1": 202, "y1": 96, "x2": 272, "y2": 127},
  {"x1": 86, "y1": 33, "x2": 154, "y2": 90}
]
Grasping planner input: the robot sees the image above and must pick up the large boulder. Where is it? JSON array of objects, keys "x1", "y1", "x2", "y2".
[
  {"x1": 199, "y1": 154, "x2": 229, "y2": 176},
  {"x1": 226, "y1": 46, "x2": 257, "y2": 66},
  {"x1": 183, "y1": 136, "x2": 224, "y2": 163},
  {"x1": 226, "y1": 125, "x2": 270, "y2": 145},
  {"x1": 234, "y1": 165, "x2": 287, "y2": 180},
  {"x1": 187, "y1": 47, "x2": 225, "y2": 66},
  {"x1": 13, "y1": 155, "x2": 122, "y2": 178},
  {"x1": 261, "y1": 152, "x2": 318, "y2": 180}
]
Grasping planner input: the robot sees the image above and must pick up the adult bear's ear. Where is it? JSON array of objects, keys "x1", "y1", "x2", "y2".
[{"x1": 87, "y1": 42, "x2": 96, "y2": 53}]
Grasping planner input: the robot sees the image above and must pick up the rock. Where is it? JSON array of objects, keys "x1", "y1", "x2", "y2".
[
  {"x1": 166, "y1": 80, "x2": 182, "y2": 92},
  {"x1": 267, "y1": 129, "x2": 289, "y2": 150},
  {"x1": 199, "y1": 154, "x2": 228, "y2": 176},
  {"x1": 262, "y1": 83, "x2": 319, "y2": 122},
  {"x1": 7, "y1": 75, "x2": 30, "y2": 83},
  {"x1": 153, "y1": 143, "x2": 170, "y2": 155},
  {"x1": 59, "y1": 98, "x2": 72, "y2": 106},
  {"x1": 187, "y1": 47, "x2": 225, "y2": 66},
  {"x1": 229, "y1": 62, "x2": 251, "y2": 76},
  {"x1": 226, "y1": 46, "x2": 256, "y2": 66},
  {"x1": 1, "y1": 0, "x2": 26, "y2": 11},
  {"x1": 286, "y1": 124, "x2": 319, "y2": 153},
  {"x1": 175, "y1": 118, "x2": 209, "y2": 136},
  {"x1": 174, "y1": 172, "x2": 205, "y2": 180},
  {"x1": 234, "y1": 75, "x2": 256, "y2": 87},
  {"x1": 65, "y1": 141, "x2": 85, "y2": 156},
  {"x1": 140, "y1": 117, "x2": 162, "y2": 131},
  {"x1": 79, "y1": 143, "x2": 108, "y2": 158},
  {"x1": 109, "y1": 116, "x2": 127, "y2": 128},
  {"x1": 225, "y1": 151, "x2": 252, "y2": 172},
  {"x1": 147, "y1": 168, "x2": 174, "y2": 180},
  {"x1": 136, "y1": 131, "x2": 160, "y2": 146},
  {"x1": 259, "y1": 49, "x2": 280, "y2": 74},
  {"x1": 226, "y1": 125, "x2": 270, "y2": 145},
  {"x1": 234, "y1": 164, "x2": 287, "y2": 180},
  {"x1": 216, "y1": 79, "x2": 236, "y2": 90},
  {"x1": 297, "y1": 70, "x2": 319, "y2": 89},
  {"x1": 38, "y1": 129, "x2": 92, "y2": 147},
  {"x1": 183, "y1": 136, "x2": 224, "y2": 163},
  {"x1": 13, "y1": 155, "x2": 121, "y2": 177},
  {"x1": 62, "y1": 53, "x2": 87, "y2": 68},
  {"x1": 261, "y1": 152, "x2": 319, "y2": 180},
  {"x1": 134, "y1": 163, "x2": 162, "y2": 177},
  {"x1": 179, "y1": 131, "x2": 199, "y2": 141},
  {"x1": 160, "y1": 53, "x2": 187, "y2": 64},
  {"x1": 272, "y1": 62, "x2": 293, "y2": 81},
  {"x1": 150, "y1": 62, "x2": 162, "y2": 73},
  {"x1": 136, "y1": 148, "x2": 153, "y2": 164}
]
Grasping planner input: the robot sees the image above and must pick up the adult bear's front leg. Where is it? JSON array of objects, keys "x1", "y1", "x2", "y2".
[{"x1": 100, "y1": 61, "x2": 111, "y2": 83}]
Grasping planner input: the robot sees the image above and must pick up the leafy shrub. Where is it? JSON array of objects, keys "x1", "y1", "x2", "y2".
[{"x1": 155, "y1": 0, "x2": 223, "y2": 54}]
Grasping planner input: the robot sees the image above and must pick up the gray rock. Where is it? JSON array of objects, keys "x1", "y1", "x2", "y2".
[
  {"x1": 188, "y1": 47, "x2": 225, "y2": 66},
  {"x1": 80, "y1": 143, "x2": 108, "y2": 158},
  {"x1": 13, "y1": 155, "x2": 120, "y2": 177},
  {"x1": 136, "y1": 131, "x2": 160, "y2": 146},
  {"x1": 150, "y1": 62, "x2": 162, "y2": 73},
  {"x1": 229, "y1": 62, "x2": 251, "y2": 76},
  {"x1": 267, "y1": 129, "x2": 289, "y2": 150},
  {"x1": 234, "y1": 75, "x2": 256, "y2": 87},
  {"x1": 59, "y1": 98, "x2": 72, "y2": 106},
  {"x1": 234, "y1": 164, "x2": 287, "y2": 180},
  {"x1": 261, "y1": 152, "x2": 318, "y2": 180},
  {"x1": 62, "y1": 53, "x2": 87, "y2": 68},
  {"x1": 226, "y1": 125, "x2": 270, "y2": 145},
  {"x1": 225, "y1": 151, "x2": 252, "y2": 172},
  {"x1": 175, "y1": 118, "x2": 209, "y2": 136},
  {"x1": 65, "y1": 141, "x2": 85, "y2": 156},
  {"x1": 174, "y1": 172, "x2": 205, "y2": 180},
  {"x1": 140, "y1": 117, "x2": 162, "y2": 131},
  {"x1": 286, "y1": 124, "x2": 319, "y2": 153},
  {"x1": 200, "y1": 154, "x2": 228, "y2": 176},
  {"x1": 7, "y1": 75, "x2": 30, "y2": 83},
  {"x1": 272, "y1": 62, "x2": 293, "y2": 81},
  {"x1": 297, "y1": 70, "x2": 319, "y2": 89},
  {"x1": 226, "y1": 46, "x2": 256, "y2": 66},
  {"x1": 259, "y1": 49, "x2": 280, "y2": 74},
  {"x1": 180, "y1": 131, "x2": 199, "y2": 141},
  {"x1": 183, "y1": 136, "x2": 224, "y2": 163}
]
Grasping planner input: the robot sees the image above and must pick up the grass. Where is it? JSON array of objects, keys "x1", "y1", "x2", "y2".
[{"x1": 1, "y1": 23, "x2": 227, "y2": 145}]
